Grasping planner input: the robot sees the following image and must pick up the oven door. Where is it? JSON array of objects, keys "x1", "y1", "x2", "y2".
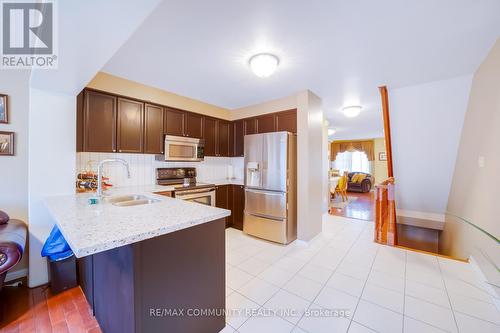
[
  {"x1": 175, "y1": 188, "x2": 216, "y2": 206},
  {"x1": 164, "y1": 135, "x2": 204, "y2": 162}
]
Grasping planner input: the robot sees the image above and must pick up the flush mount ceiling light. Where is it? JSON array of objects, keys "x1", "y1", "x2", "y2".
[
  {"x1": 342, "y1": 106, "x2": 362, "y2": 118},
  {"x1": 249, "y1": 53, "x2": 279, "y2": 78},
  {"x1": 327, "y1": 128, "x2": 336, "y2": 136}
]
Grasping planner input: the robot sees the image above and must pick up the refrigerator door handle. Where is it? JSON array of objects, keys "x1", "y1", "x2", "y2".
[
  {"x1": 245, "y1": 212, "x2": 285, "y2": 222},
  {"x1": 244, "y1": 188, "x2": 285, "y2": 196}
]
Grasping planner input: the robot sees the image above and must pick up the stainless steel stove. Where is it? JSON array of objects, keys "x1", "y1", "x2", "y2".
[{"x1": 156, "y1": 168, "x2": 216, "y2": 206}]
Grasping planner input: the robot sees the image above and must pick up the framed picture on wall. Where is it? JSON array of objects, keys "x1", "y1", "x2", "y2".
[
  {"x1": 0, "y1": 94, "x2": 8, "y2": 123},
  {"x1": 379, "y1": 152, "x2": 387, "y2": 161},
  {"x1": 0, "y1": 131, "x2": 14, "y2": 156}
]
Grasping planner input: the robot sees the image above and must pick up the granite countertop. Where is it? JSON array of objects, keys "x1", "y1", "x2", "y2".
[
  {"x1": 43, "y1": 185, "x2": 231, "y2": 258},
  {"x1": 201, "y1": 178, "x2": 244, "y2": 186}
]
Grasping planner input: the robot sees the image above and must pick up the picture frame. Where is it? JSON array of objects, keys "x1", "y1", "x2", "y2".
[
  {"x1": 379, "y1": 152, "x2": 387, "y2": 161},
  {"x1": 0, "y1": 131, "x2": 14, "y2": 156},
  {"x1": 0, "y1": 94, "x2": 8, "y2": 124}
]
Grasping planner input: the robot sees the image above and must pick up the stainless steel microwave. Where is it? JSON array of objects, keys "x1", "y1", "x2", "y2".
[{"x1": 156, "y1": 135, "x2": 204, "y2": 162}]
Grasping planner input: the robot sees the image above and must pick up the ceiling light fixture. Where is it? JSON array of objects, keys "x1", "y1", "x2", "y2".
[
  {"x1": 249, "y1": 53, "x2": 279, "y2": 78},
  {"x1": 327, "y1": 128, "x2": 336, "y2": 136},
  {"x1": 342, "y1": 106, "x2": 362, "y2": 118}
]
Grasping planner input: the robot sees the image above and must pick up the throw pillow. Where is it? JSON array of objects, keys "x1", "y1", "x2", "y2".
[
  {"x1": 356, "y1": 174, "x2": 367, "y2": 183},
  {"x1": 0, "y1": 210, "x2": 9, "y2": 224}
]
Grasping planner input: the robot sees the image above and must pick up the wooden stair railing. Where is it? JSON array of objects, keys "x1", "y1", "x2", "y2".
[{"x1": 374, "y1": 177, "x2": 397, "y2": 246}]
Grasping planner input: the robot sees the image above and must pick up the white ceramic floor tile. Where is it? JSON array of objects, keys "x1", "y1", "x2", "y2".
[
  {"x1": 405, "y1": 280, "x2": 450, "y2": 308},
  {"x1": 448, "y1": 292, "x2": 500, "y2": 325},
  {"x1": 348, "y1": 321, "x2": 377, "y2": 333},
  {"x1": 226, "y1": 292, "x2": 260, "y2": 329},
  {"x1": 274, "y1": 256, "x2": 307, "y2": 274},
  {"x1": 337, "y1": 260, "x2": 371, "y2": 281},
  {"x1": 258, "y1": 266, "x2": 296, "y2": 287},
  {"x1": 264, "y1": 289, "x2": 311, "y2": 325},
  {"x1": 227, "y1": 250, "x2": 252, "y2": 266},
  {"x1": 238, "y1": 315, "x2": 295, "y2": 333},
  {"x1": 298, "y1": 309, "x2": 351, "y2": 333},
  {"x1": 444, "y1": 277, "x2": 494, "y2": 303},
  {"x1": 227, "y1": 267, "x2": 254, "y2": 290},
  {"x1": 367, "y1": 269, "x2": 405, "y2": 293},
  {"x1": 238, "y1": 277, "x2": 280, "y2": 306},
  {"x1": 284, "y1": 274, "x2": 324, "y2": 301},
  {"x1": 314, "y1": 286, "x2": 359, "y2": 315},
  {"x1": 454, "y1": 311, "x2": 500, "y2": 333},
  {"x1": 291, "y1": 326, "x2": 308, "y2": 333},
  {"x1": 403, "y1": 316, "x2": 447, "y2": 333},
  {"x1": 404, "y1": 296, "x2": 457, "y2": 332},
  {"x1": 298, "y1": 263, "x2": 333, "y2": 284},
  {"x1": 237, "y1": 257, "x2": 270, "y2": 275},
  {"x1": 327, "y1": 272, "x2": 366, "y2": 297},
  {"x1": 353, "y1": 300, "x2": 403, "y2": 333},
  {"x1": 361, "y1": 283, "x2": 404, "y2": 313},
  {"x1": 406, "y1": 269, "x2": 445, "y2": 290}
]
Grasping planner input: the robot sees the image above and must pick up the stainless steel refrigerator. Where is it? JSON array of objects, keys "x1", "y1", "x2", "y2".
[{"x1": 243, "y1": 132, "x2": 297, "y2": 244}]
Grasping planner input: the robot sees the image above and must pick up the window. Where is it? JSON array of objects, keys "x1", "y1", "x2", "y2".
[{"x1": 333, "y1": 151, "x2": 370, "y2": 174}]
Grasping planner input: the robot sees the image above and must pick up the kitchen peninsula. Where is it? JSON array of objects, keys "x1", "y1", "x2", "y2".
[{"x1": 44, "y1": 185, "x2": 230, "y2": 333}]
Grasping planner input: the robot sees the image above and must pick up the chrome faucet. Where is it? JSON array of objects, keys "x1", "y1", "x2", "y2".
[{"x1": 97, "y1": 158, "x2": 131, "y2": 197}]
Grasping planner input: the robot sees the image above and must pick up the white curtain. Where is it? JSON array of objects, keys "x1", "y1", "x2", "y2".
[{"x1": 334, "y1": 151, "x2": 371, "y2": 174}]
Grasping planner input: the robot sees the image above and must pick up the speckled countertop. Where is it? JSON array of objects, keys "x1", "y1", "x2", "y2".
[{"x1": 43, "y1": 185, "x2": 231, "y2": 258}]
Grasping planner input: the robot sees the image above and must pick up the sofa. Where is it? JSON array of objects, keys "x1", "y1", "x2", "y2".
[
  {"x1": 0, "y1": 211, "x2": 27, "y2": 291},
  {"x1": 347, "y1": 172, "x2": 373, "y2": 193}
]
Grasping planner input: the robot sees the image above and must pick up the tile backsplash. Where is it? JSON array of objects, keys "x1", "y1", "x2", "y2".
[{"x1": 76, "y1": 153, "x2": 244, "y2": 188}]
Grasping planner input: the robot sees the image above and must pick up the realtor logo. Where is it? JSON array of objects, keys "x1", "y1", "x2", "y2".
[{"x1": 1, "y1": 1, "x2": 57, "y2": 68}]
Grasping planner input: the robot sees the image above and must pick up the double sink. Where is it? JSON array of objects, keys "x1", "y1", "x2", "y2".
[{"x1": 103, "y1": 194, "x2": 161, "y2": 207}]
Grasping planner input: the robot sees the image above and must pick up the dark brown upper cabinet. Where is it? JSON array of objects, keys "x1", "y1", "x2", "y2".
[
  {"x1": 164, "y1": 108, "x2": 185, "y2": 137},
  {"x1": 117, "y1": 98, "x2": 144, "y2": 153},
  {"x1": 184, "y1": 112, "x2": 203, "y2": 138},
  {"x1": 83, "y1": 90, "x2": 117, "y2": 152},
  {"x1": 276, "y1": 109, "x2": 297, "y2": 133},
  {"x1": 143, "y1": 104, "x2": 164, "y2": 154},
  {"x1": 203, "y1": 117, "x2": 217, "y2": 156},
  {"x1": 76, "y1": 91, "x2": 84, "y2": 152},
  {"x1": 244, "y1": 118, "x2": 256, "y2": 135},
  {"x1": 233, "y1": 120, "x2": 244, "y2": 157},
  {"x1": 217, "y1": 120, "x2": 230, "y2": 157},
  {"x1": 256, "y1": 113, "x2": 276, "y2": 133}
]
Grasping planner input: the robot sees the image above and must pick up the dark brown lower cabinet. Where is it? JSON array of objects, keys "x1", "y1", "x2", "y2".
[
  {"x1": 78, "y1": 219, "x2": 225, "y2": 333},
  {"x1": 215, "y1": 185, "x2": 230, "y2": 227},
  {"x1": 232, "y1": 185, "x2": 245, "y2": 230}
]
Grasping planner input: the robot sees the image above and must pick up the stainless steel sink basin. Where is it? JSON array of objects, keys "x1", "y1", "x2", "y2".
[{"x1": 103, "y1": 194, "x2": 161, "y2": 207}]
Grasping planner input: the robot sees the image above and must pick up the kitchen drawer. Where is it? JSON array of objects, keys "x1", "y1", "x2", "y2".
[{"x1": 244, "y1": 188, "x2": 286, "y2": 219}]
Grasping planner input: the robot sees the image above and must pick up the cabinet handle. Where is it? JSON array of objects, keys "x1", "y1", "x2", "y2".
[
  {"x1": 119, "y1": 149, "x2": 122, "y2": 152},
  {"x1": 113, "y1": 149, "x2": 116, "y2": 152}
]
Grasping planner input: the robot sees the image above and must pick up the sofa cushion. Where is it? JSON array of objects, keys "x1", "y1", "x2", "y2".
[{"x1": 0, "y1": 211, "x2": 9, "y2": 225}]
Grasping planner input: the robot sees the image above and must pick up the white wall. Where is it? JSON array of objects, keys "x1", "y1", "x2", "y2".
[
  {"x1": 28, "y1": 88, "x2": 76, "y2": 287},
  {"x1": 442, "y1": 39, "x2": 500, "y2": 295},
  {"x1": 390, "y1": 75, "x2": 472, "y2": 220},
  {"x1": 0, "y1": 70, "x2": 30, "y2": 279}
]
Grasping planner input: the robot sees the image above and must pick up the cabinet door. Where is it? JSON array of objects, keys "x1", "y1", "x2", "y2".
[
  {"x1": 203, "y1": 117, "x2": 217, "y2": 156},
  {"x1": 217, "y1": 121, "x2": 230, "y2": 157},
  {"x1": 76, "y1": 91, "x2": 84, "y2": 152},
  {"x1": 232, "y1": 185, "x2": 245, "y2": 231},
  {"x1": 144, "y1": 104, "x2": 164, "y2": 154},
  {"x1": 233, "y1": 120, "x2": 244, "y2": 157},
  {"x1": 84, "y1": 90, "x2": 117, "y2": 152},
  {"x1": 117, "y1": 98, "x2": 144, "y2": 153},
  {"x1": 164, "y1": 108, "x2": 185, "y2": 136},
  {"x1": 215, "y1": 185, "x2": 228, "y2": 209},
  {"x1": 185, "y1": 112, "x2": 203, "y2": 138},
  {"x1": 244, "y1": 118, "x2": 256, "y2": 135},
  {"x1": 276, "y1": 109, "x2": 297, "y2": 133},
  {"x1": 256, "y1": 113, "x2": 276, "y2": 133}
]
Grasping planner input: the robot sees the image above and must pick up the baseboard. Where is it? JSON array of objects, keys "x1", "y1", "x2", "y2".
[{"x1": 5, "y1": 268, "x2": 28, "y2": 282}]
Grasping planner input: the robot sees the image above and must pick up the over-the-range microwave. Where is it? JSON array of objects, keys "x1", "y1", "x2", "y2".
[{"x1": 156, "y1": 135, "x2": 204, "y2": 162}]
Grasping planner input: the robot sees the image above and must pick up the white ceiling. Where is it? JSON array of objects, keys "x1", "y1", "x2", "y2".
[{"x1": 102, "y1": 0, "x2": 500, "y2": 139}]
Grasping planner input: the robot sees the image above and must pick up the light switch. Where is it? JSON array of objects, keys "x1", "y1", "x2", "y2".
[{"x1": 478, "y1": 156, "x2": 485, "y2": 168}]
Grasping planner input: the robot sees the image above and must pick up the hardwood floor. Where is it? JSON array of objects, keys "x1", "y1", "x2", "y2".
[
  {"x1": 329, "y1": 190, "x2": 375, "y2": 221},
  {"x1": 0, "y1": 282, "x2": 101, "y2": 333}
]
